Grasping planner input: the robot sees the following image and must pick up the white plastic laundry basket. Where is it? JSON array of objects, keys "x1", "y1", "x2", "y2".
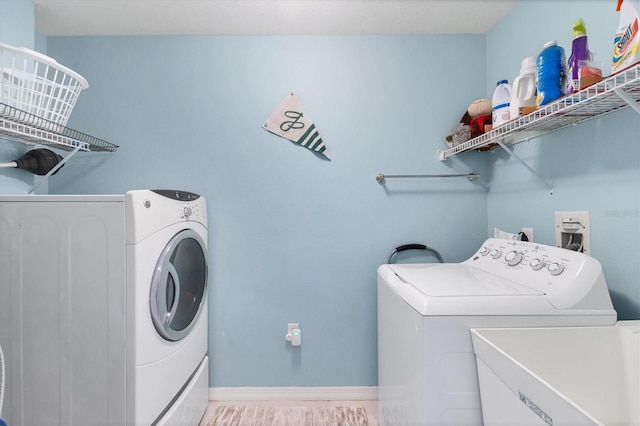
[{"x1": 0, "y1": 42, "x2": 88, "y2": 131}]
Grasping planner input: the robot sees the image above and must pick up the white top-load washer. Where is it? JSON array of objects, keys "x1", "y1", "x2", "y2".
[{"x1": 377, "y1": 238, "x2": 617, "y2": 426}]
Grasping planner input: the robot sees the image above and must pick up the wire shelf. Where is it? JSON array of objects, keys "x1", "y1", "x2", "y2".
[
  {"x1": 439, "y1": 63, "x2": 640, "y2": 160},
  {"x1": 0, "y1": 102, "x2": 117, "y2": 152}
]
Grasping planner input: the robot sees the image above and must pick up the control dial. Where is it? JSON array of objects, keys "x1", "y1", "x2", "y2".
[
  {"x1": 548, "y1": 262, "x2": 565, "y2": 276},
  {"x1": 505, "y1": 251, "x2": 523, "y2": 266},
  {"x1": 530, "y1": 258, "x2": 546, "y2": 271},
  {"x1": 183, "y1": 206, "x2": 193, "y2": 218},
  {"x1": 479, "y1": 247, "x2": 490, "y2": 256},
  {"x1": 490, "y1": 249, "x2": 502, "y2": 259}
]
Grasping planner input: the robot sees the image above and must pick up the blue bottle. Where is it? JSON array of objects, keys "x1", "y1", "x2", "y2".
[{"x1": 536, "y1": 41, "x2": 567, "y2": 106}]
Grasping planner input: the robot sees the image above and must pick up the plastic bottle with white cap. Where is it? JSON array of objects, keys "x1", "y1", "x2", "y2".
[
  {"x1": 492, "y1": 80, "x2": 512, "y2": 127},
  {"x1": 536, "y1": 41, "x2": 566, "y2": 106},
  {"x1": 510, "y1": 56, "x2": 537, "y2": 119}
]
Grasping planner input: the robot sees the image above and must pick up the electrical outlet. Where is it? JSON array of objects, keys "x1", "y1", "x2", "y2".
[
  {"x1": 521, "y1": 227, "x2": 534, "y2": 242},
  {"x1": 285, "y1": 323, "x2": 302, "y2": 346}
]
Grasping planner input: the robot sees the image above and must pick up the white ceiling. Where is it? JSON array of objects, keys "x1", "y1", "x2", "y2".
[{"x1": 33, "y1": 0, "x2": 517, "y2": 36}]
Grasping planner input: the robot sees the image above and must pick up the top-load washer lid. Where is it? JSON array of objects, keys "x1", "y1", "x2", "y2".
[
  {"x1": 388, "y1": 264, "x2": 543, "y2": 297},
  {"x1": 378, "y1": 238, "x2": 617, "y2": 318},
  {"x1": 380, "y1": 263, "x2": 551, "y2": 316}
]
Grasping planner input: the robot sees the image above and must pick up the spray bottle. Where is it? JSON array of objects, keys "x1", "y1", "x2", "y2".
[
  {"x1": 568, "y1": 18, "x2": 591, "y2": 93},
  {"x1": 612, "y1": 0, "x2": 640, "y2": 73}
]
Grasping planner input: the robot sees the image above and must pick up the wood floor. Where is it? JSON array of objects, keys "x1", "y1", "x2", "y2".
[{"x1": 200, "y1": 400, "x2": 379, "y2": 426}]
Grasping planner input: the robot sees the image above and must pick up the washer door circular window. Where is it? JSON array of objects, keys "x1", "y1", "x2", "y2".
[{"x1": 150, "y1": 229, "x2": 208, "y2": 341}]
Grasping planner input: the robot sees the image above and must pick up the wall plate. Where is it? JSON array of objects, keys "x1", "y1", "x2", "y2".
[{"x1": 554, "y1": 211, "x2": 590, "y2": 255}]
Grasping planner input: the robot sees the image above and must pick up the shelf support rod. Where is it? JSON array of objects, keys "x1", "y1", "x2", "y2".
[
  {"x1": 614, "y1": 88, "x2": 640, "y2": 115},
  {"x1": 28, "y1": 144, "x2": 84, "y2": 194},
  {"x1": 376, "y1": 173, "x2": 480, "y2": 183},
  {"x1": 496, "y1": 139, "x2": 555, "y2": 197}
]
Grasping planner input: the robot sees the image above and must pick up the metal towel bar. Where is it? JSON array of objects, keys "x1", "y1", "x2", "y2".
[{"x1": 376, "y1": 173, "x2": 479, "y2": 183}]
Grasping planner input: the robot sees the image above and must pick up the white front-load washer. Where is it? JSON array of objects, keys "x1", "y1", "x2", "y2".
[
  {"x1": 377, "y1": 238, "x2": 617, "y2": 426},
  {"x1": 0, "y1": 189, "x2": 209, "y2": 426}
]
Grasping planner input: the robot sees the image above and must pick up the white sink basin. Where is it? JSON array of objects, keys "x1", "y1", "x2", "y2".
[{"x1": 471, "y1": 321, "x2": 640, "y2": 426}]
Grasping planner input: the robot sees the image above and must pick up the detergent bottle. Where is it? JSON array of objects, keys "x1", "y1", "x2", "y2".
[
  {"x1": 536, "y1": 41, "x2": 566, "y2": 106},
  {"x1": 568, "y1": 18, "x2": 592, "y2": 93},
  {"x1": 492, "y1": 80, "x2": 512, "y2": 127},
  {"x1": 510, "y1": 56, "x2": 537, "y2": 118},
  {"x1": 612, "y1": 0, "x2": 640, "y2": 73}
]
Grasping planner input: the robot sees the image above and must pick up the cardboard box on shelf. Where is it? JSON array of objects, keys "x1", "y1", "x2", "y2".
[
  {"x1": 579, "y1": 75, "x2": 604, "y2": 90},
  {"x1": 519, "y1": 106, "x2": 537, "y2": 116},
  {"x1": 510, "y1": 106, "x2": 537, "y2": 120},
  {"x1": 579, "y1": 65, "x2": 603, "y2": 90}
]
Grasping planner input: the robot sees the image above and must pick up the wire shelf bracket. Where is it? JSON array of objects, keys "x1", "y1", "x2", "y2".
[
  {"x1": 614, "y1": 87, "x2": 640, "y2": 114},
  {"x1": 28, "y1": 144, "x2": 83, "y2": 194},
  {"x1": 495, "y1": 139, "x2": 554, "y2": 197}
]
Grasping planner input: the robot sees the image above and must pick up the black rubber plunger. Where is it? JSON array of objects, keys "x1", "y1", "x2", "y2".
[{"x1": 1, "y1": 148, "x2": 64, "y2": 175}]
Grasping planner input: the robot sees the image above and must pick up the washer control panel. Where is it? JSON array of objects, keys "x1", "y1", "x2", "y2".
[
  {"x1": 465, "y1": 238, "x2": 602, "y2": 297},
  {"x1": 473, "y1": 239, "x2": 573, "y2": 276}
]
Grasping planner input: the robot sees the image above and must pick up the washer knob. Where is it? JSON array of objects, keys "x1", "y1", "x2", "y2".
[
  {"x1": 505, "y1": 251, "x2": 523, "y2": 266},
  {"x1": 530, "y1": 258, "x2": 546, "y2": 271},
  {"x1": 479, "y1": 247, "x2": 490, "y2": 256},
  {"x1": 548, "y1": 262, "x2": 565, "y2": 276},
  {"x1": 490, "y1": 249, "x2": 502, "y2": 259},
  {"x1": 183, "y1": 206, "x2": 193, "y2": 218}
]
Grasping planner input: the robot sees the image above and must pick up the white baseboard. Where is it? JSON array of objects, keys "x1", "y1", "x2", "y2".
[{"x1": 209, "y1": 386, "x2": 378, "y2": 401}]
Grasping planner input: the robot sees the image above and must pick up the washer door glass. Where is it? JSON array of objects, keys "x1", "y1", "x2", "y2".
[{"x1": 150, "y1": 229, "x2": 208, "y2": 341}]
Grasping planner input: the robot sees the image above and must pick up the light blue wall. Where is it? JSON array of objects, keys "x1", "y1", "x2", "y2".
[
  {"x1": 2, "y1": 0, "x2": 638, "y2": 389},
  {"x1": 43, "y1": 35, "x2": 489, "y2": 386},
  {"x1": 0, "y1": 0, "x2": 33, "y2": 47},
  {"x1": 486, "y1": 0, "x2": 640, "y2": 320},
  {"x1": 0, "y1": 0, "x2": 40, "y2": 194}
]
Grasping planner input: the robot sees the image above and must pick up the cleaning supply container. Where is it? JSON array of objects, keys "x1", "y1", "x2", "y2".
[
  {"x1": 536, "y1": 41, "x2": 566, "y2": 106},
  {"x1": 612, "y1": 0, "x2": 640, "y2": 73},
  {"x1": 568, "y1": 18, "x2": 592, "y2": 93},
  {"x1": 510, "y1": 56, "x2": 537, "y2": 119},
  {"x1": 492, "y1": 80, "x2": 511, "y2": 127}
]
